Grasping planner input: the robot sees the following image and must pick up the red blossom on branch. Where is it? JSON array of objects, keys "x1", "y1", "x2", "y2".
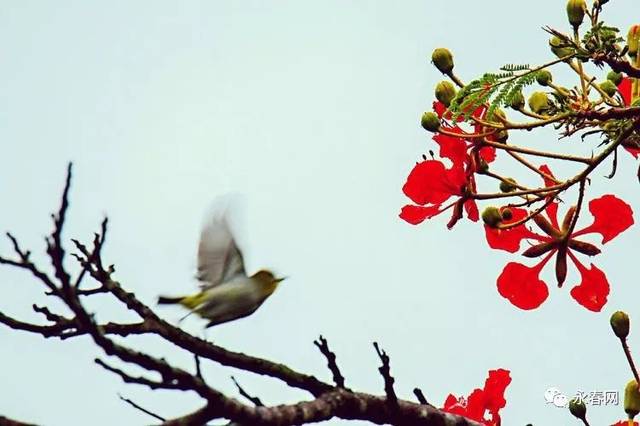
[
  {"x1": 399, "y1": 159, "x2": 479, "y2": 227},
  {"x1": 433, "y1": 101, "x2": 496, "y2": 166},
  {"x1": 484, "y1": 166, "x2": 634, "y2": 311},
  {"x1": 399, "y1": 102, "x2": 498, "y2": 228},
  {"x1": 442, "y1": 369, "x2": 512, "y2": 426},
  {"x1": 616, "y1": 77, "x2": 640, "y2": 158}
]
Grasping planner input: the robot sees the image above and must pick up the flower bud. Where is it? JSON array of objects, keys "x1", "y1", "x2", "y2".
[
  {"x1": 421, "y1": 112, "x2": 441, "y2": 132},
  {"x1": 549, "y1": 36, "x2": 574, "y2": 59},
  {"x1": 499, "y1": 178, "x2": 517, "y2": 193},
  {"x1": 536, "y1": 70, "x2": 553, "y2": 87},
  {"x1": 599, "y1": 80, "x2": 618, "y2": 97},
  {"x1": 501, "y1": 208, "x2": 513, "y2": 221},
  {"x1": 607, "y1": 71, "x2": 623, "y2": 85},
  {"x1": 482, "y1": 207, "x2": 503, "y2": 228},
  {"x1": 528, "y1": 92, "x2": 550, "y2": 114},
  {"x1": 625, "y1": 380, "x2": 640, "y2": 419},
  {"x1": 509, "y1": 91, "x2": 525, "y2": 110},
  {"x1": 435, "y1": 81, "x2": 456, "y2": 107},
  {"x1": 478, "y1": 158, "x2": 489, "y2": 173},
  {"x1": 494, "y1": 130, "x2": 509, "y2": 143},
  {"x1": 566, "y1": 0, "x2": 587, "y2": 29},
  {"x1": 628, "y1": 25, "x2": 640, "y2": 56},
  {"x1": 610, "y1": 311, "x2": 630, "y2": 339},
  {"x1": 431, "y1": 48, "x2": 454, "y2": 74},
  {"x1": 569, "y1": 398, "x2": 587, "y2": 420}
]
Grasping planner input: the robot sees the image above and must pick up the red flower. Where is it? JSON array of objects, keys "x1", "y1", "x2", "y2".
[
  {"x1": 485, "y1": 166, "x2": 634, "y2": 311},
  {"x1": 442, "y1": 369, "x2": 511, "y2": 425},
  {"x1": 618, "y1": 77, "x2": 633, "y2": 107},
  {"x1": 399, "y1": 159, "x2": 478, "y2": 228},
  {"x1": 616, "y1": 77, "x2": 640, "y2": 158},
  {"x1": 611, "y1": 422, "x2": 639, "y2": 426},
  {"x1": 433, "y1": 101, "x2": 496, "y2": 167}
]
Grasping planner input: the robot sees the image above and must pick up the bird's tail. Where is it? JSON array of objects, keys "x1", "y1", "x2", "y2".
[{"x1": 157, "y1": 295, "x2": 185, "y2": 305}]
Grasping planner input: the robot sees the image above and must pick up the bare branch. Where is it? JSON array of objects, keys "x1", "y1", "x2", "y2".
[
  {"x1": 373, "y1": 342, "x2": 397, "y2": 409},
  {"x1": 314, "y1": 335, "x2": 346, "y2": 389}
]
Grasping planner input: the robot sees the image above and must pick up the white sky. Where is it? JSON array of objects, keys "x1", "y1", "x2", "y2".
[{"x1": 0, "y1": 1, "x2": 638, "y2": 425}]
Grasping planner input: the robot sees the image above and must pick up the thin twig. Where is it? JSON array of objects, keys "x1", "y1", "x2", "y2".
[{"x1": 118, "y1": 394, "x2": 166, "y2": 422}]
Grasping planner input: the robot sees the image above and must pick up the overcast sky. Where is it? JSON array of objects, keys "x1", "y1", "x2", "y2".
[{"x1": 1, "y1": 1, "x2": 639, "y2": 425}]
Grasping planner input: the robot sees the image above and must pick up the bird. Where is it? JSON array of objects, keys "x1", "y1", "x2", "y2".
[{"x1": 157, "y1": 195, "x2": 286, "y2": 328}]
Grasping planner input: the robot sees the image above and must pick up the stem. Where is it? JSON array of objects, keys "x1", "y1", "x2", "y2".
[
  {"x1": 563, "y1": 179, "x2": 586, "y2": 240},
  {"x1": 482, "y1": 140, "x2": 592, "y2": 164},
  {"x1": 447, "y1": 71, "x2": 465, "y2": 88},
  {"x1": 573, "y1": 28, "x2": 589, "y2": 103},
  {"x1": 622, "y1": 338, "x2": 640, "y2": 386},
  {"x1": 496, "y1": 195, "x2": 557, "y2": 230},
  {"x1": 517, "y1": 107, "x2": 547, "y2": 120},
  {"x1": 439, "y1": 127, "x2": 496, "y2": 139},
  {"x1": 567, "y1": 61, "x2": 618, "y2": 105},
  {"x1": 473, "y1": 185, "x2": 561, "y2": 200},
  {"x1": 473, "y1": 112, "x2": 571, "y2": 131},
  {"x1": 481, "y1": 170, "x2": 530, "y2": 191},
  {"x1": 506, "y1": 151, "x2": 561, "y2": 184}
]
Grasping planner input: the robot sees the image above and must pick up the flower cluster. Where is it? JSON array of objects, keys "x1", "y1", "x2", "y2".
[
  {"x1": 442, "y1": 369, "x2": 511, "y2": 426},
  {"x1": 485, "y1": 166, "x2": 633, "y2": 311},
  {"x1": 400, "y1": 71, "x2": 637, "y2": 312}
]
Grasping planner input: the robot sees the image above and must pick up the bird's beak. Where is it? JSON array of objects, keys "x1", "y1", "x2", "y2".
[{"x1": 275, "y1": 276, "x2": 288, "y2": 283}]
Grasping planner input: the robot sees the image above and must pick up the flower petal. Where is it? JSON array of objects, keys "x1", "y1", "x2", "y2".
[
  {"x1": 478, "y1": 146, "x2": 496, "y2": 164},
  {"x1": 399, "y1": 205, "x2": 442, "y2": 225},
  {"x1": 464, "y1": 199, "x2": 479, "y2": 222},
  {"x1": 497, "y1": 261, "x2": 550, "y2": 310},
  {"x1": 618, "y1": 77, "x2": 632, "y2": 106},
  {"x1": 485, "y1": 208, "x2": 546, "y2": 253},
  {"x1": 402, "y1": 160, "x2": 460, "y2": 205},
  {"x1": 433, "y1": 133, "x2": 468, "y2": 166},
  {"x1": 569, "y1": 257, "x2": 609, "y2": 312},
  {"x1": 573, "y1": 195, "x2": 634, "y2": 244},
  {"x1": 483, "y1": 369, "x2": 511, "y2": 420}
]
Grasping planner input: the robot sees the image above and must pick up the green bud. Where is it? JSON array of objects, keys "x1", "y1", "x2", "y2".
[
  {"x1": 478, "y1": 158, "x2": 489, "y2": 173},
  {"x1": 625, "y1": 380, "x2": 640, "y2": 419},
  {"x1": 500, "y1": 178, "x2": 517, "y2": 193},
  {"x1": 610, "y1": 311, "x2": 630, "y2": 339},
  {"x1": 494, "y1": 130, "x2": 509, "y2": 143},
  {"x1": 628, "y1": 25, "x2": 640, "y2": 56},
  {"x1": 435, "y1": 81, "x2": 456, "y2": 107},
  {"x1": 536, "y1": 70, "x2": 553, "y2": 86},
  {"x1": 569, "y1": 398, "x2": 587, "y2": 420},
  {"x1": 566, "y1": 0, "x2": 587, "y2": 29},
  {"x1": 549, "y1": 36, "x2": 574, "y2": 59},
  {"x1": 481, "y1": 207, "x2": 503, "y2": 228},
  {"x1": 421, "y1": 112, "x2": 440, "y2": 132},
  {"x1": 599, "y1": 80, "x2": 618, "y2": 97},
  {"x1": 431, "y1": 48, "x2": 454, "y2": 74},
  {"x1": 528, "y1": 92, "x2": 550, "y2": 114},
  {"x1": 607, "y1": 71, "x2": 623, "y2": 85},
  {"x1": 509, "y1": 91, "x2": 525, "y2": 110},
  {"x1": 501, "y1": 208, "x2": 513, "y2": 221}
]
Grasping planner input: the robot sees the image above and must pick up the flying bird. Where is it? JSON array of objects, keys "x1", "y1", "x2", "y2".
[{"x1": 158, "y1": 196, "x2": 285, "y2": 327}]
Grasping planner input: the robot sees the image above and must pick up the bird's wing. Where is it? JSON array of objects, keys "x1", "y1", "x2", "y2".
[{"x1": 196, "y1": 195, "x2": 246, "y2": 289}]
